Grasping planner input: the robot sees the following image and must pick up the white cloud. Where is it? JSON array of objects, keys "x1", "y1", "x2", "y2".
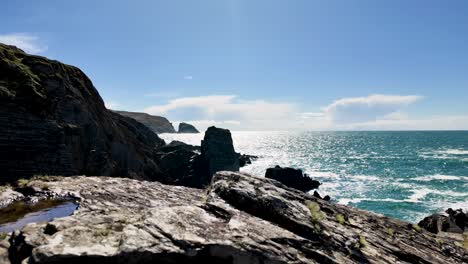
[
  {"x1": 323, "y1": 94, "x2": 423, "y2": 123},
  {"x1": 141, "y1": 93, "x2": 468, "y2": 131},
  {"x1": 0, "y1": 33, "x2": 47, "y2": 54},
  {"x1": 184, "y1": 75, "x2": 193, "y2": 80},
  {"x1": 144, "y1": 95, "x2": 297, "y2": 131}
]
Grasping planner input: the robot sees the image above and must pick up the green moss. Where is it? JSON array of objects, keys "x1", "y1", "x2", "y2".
[
  {"x1": 354, "y1": 235, "x2": 369, "y2": 249},
  {"x1": 0, "y1": 184, "x2": 12, "y2": 193},
  {"x1": 0, "y1": 232, "x2": 7, "y2": 240},
  {"x1": 31, "y1": 175, "x2": 62, "y2": 182},
  {"x1": 305, "y1": 200, "x2": 324, "y2": 222},
  {"x1": 411, "y1": 224, "x2": 422, "y2": 232},
  {"x1": 386, "y1": 228, "x2": 395, "y2": 237},
  {"x1": 16, "y1": 178, "x2": 30, "y2": 187},
  {"x1": 335, "y1": 214, "x2": 345, "y2": 224}
]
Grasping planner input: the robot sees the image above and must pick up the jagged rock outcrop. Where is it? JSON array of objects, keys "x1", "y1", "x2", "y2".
[
  {"x1": 265, "y1": 165, "x2": 321, "y2": 192},
  {"x1": 159, "y1": 127, "x2": 241, "y2": 188},
  {"x1": 178, "y1": 122, "x2": 199, "y2": 133},
  {"x1": 0, "y1": 173, "x2": 466, "y2": 263},
  {"x1": 114, "y1": 111, "x2": 176, "y2": 134},
  {"x1": 200, "y1": 127, "x2": 239, "y2": 176},
  {"x1": 419, "y1": 208, "x2": 468, "y2": 234},
  {"x1": 0, "y1": 44, "x2": 166, "y2": 183}
]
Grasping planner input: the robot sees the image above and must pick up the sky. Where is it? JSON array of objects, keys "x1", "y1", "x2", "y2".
[{"x1": 1, "y1": 0, "x2": 468, "y2": 131}]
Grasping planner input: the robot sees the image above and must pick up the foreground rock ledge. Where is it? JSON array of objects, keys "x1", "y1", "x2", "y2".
[{"x1": 0, "y1": 173, "x2": 466, "y2": 264}]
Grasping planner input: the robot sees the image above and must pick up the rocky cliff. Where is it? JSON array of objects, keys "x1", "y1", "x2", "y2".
[
  {"x1": 0, "y1": 43, "x2": 165, "y2": 182},
  {"x1": 114, "y1": 111, "x2": 176, "y2": 134},
  {"x1": 0, "y1": 173, "x2": 466, "y2": 263}
]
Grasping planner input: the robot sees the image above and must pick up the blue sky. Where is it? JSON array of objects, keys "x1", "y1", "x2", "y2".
[{"x1": 1, "y1": 0, "x2": 468, "y2": 130}]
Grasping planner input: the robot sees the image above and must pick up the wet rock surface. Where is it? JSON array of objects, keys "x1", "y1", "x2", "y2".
[
  {"x1": 265, "y1": 165, "x2": 321, "y2": 192},
  {"x1": 0, "y1": 173, "x2": 466, "y2": 264},
  {"x1": 0, "y1": 44, "x2": 165, "y2": 182}
]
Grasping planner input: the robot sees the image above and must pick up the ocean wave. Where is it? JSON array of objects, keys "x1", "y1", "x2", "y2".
[
  {"x1": 412, "y1": 174, "x2": 467, "y2": 182},
  {"x1": 348, "y1": 175, "x2": 380, "y2": 181},
  {"x1": 337, "y1": 198, "x2": 404, "y2": 205},
  {"x1": 435, "y1": 149, "x2": 468, "y2": 155},
  {"x1": 308, "y1": 171, "x2": 339, "y2": 178},
  {"x1": 406, "y1": 188, "x2": 468, "y2": 203}
]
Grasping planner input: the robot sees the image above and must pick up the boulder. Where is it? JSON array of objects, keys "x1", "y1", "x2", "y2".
[
  {"x1": 419, "y1": 208, "x2": 468, "y2": 234},
  {"x1": 114, "y1": 110, "x2": 176, "y2": 134},
  {"x1": 1, "y1": 174, "x2": 465, "y2": 263},
  {"x1": 178, "y1": 122, "x2": 199, "y2": 133},
  {"x1": 265, "y1": 166, "x2": 320, "y2": 192},
  {"x1": 0, "y1": 44, "x2": 165, "y2": 183}
]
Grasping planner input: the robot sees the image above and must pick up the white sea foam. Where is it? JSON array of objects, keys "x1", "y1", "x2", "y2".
[
  {"x1": 412, "y1": 174, "x2": 467, "y2": 182},
  {"x1": 406, "y1": 188, "x2": 468, "y2": 203},
  {"x1": 308, "y1": 171, "x2": 340, "y2": 178},
  {"x1": 436, "y1": 149, "x2": 468, "y2": 155},
  {"x1": 349, "y1": 175, "x2": 380, "y2": 181},
  {"x1": 338, "y1": 198, "x2": 405, "y2": 205}
]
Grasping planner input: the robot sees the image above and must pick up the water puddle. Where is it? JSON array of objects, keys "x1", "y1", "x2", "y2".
[{"x1": 0, "y1": 199, "x2": 78, "y2": 233}]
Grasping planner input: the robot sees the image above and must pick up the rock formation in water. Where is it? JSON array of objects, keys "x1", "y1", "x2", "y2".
[
  {"x1": 158, "y1": 127, "x2": 241, "y2": 188},
  {"x1": 265, "y1": 165, "x2": 321, "y2": 192},
  {"x1": 0, "y1": 173, "x2": 466, "y2": 263},
  {"x1": 178, "y1": 122, "x2": 199, "y2": 133},
  {"x1": 0, "y1": 44, "x2": 168, "y2": 183},
  {"x1": 419, "y1": 208, "x2": 468, "y2": 234},
  {"x1": 114, "y1": 111, "x2": 176, "y2": 134},
  {"x1": 201, "y1": 127, "x2": 240, "y2": 175}
]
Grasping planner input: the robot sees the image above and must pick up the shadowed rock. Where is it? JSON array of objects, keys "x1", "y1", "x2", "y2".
[
  {"x1": 178, "y1": 122, "x2": 199, "y2": 133},
  {"x1": 201, "y1": 127, "x2": 239, "y2": 176},
  {"x1": 265, "y1": 166, "x2": 320, "y2": 192},
  {"x1": 419, "y1": 208, "x2": 468, "y2": 234},
  {"x1": 0, "y1": 44, "x2": 165, "y2": 183}
]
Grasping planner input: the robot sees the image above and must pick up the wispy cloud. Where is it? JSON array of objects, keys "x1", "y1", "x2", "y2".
[
  {"x1": 141, "y1": 93, "x2": 467, "y2": 131},
  {"x1": 0, "y1": 33, "x2": 47, "y2": 54},
  {"x1": 144, "y1": 95, "x2": 297, "y2": 131},
  {"x1": 184, "y1": 75, "x2": 193, "y2": 80}
]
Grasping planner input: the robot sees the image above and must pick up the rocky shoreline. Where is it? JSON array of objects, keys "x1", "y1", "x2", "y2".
[
  {"x1": 0, "y1": 43, "x2": 467, "y2": 263},
  {"x1": 0, "y1": 173, "x2": 466, "y2": 263}
]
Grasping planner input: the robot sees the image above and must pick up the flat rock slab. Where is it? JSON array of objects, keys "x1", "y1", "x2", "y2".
[{"x1": 1, "y1": 173, "x2": 466, "y2": 263}]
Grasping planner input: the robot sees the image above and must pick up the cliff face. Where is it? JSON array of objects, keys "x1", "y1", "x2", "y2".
[
  {"x1": 1, "y1": 173, "x2": 466, "y2": 263},
  {"x1": 114, "y1": 111, "x2": 176, "y2": 134},
  {"x1": 0, "y1": 44, "x2": 165, "y2": 182}
]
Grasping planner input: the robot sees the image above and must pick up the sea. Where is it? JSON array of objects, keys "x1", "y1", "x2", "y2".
[{"x1": 160, "y1": 131, "x2": 468, "y2": 223}]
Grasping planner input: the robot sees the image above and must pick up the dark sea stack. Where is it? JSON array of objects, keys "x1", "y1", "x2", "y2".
[
  {"x1": 419, "y1": 208, "x2": 468, "y2": 234},
  {"x1": 114, "y1": 110, "x2": 176, "y2": 134},
  {"x1": 2, "y1": 174, "x2": 465, "y2": 263},
  {"x1": 201, "y1": 126, "x2": 239, "y2": 176},
  {"x1": 178, "y1": 122, "x2": 199, "y2": 133},
  {"x1": 0, "y1": 43, "x2": 165, "y2": 182},
  {"x1": 265, "y1": 165, "x2": 320, "y2": 192}
]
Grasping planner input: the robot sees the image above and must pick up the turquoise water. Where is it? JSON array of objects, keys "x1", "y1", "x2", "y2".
[{"x1": 160, "y1": 131, "x2": 468, "y2": 223}]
